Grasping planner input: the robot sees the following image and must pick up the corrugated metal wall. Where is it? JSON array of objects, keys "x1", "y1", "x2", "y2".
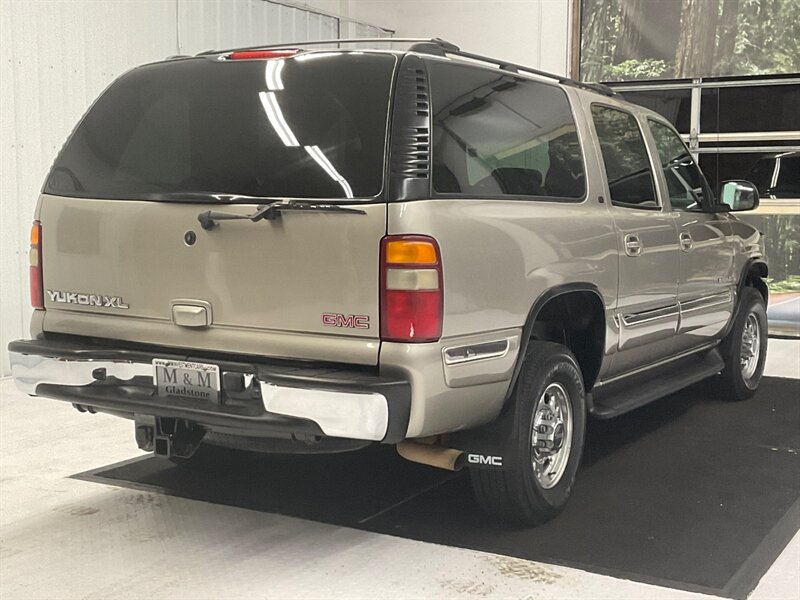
[
  {"x1": 0, "y1": 0, "x2": 387, "y2": 376},
  {"x1": 178, "y1": 0, "x2": 337, "y2": 55}
]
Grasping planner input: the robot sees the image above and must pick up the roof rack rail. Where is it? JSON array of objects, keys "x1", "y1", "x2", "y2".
[
  {"x1": 197, "y1": 37, "x2": 616, "y2": 97},
  {"x1": 197, "y1": 37, "x2": 441, "y2": 56},
  {"x1": 435, "y1": 45, "x2": 617, "y2": 97}
]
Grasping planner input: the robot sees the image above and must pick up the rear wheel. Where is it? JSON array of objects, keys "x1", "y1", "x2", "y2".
[
  {"x1": 718, "y1": 287, "x2": 768, "y2": 401},
  {"x1": 470, "y1": 341, "x2": 586, "y2": 526}
]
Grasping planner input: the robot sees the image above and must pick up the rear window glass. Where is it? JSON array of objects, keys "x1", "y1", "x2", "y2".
[
  {"x1": 44, "y1": 53, "x2": 396, "y2": 200},
  {"x1": 428, "y1": 60, "x2": 585, "y2": 200}
]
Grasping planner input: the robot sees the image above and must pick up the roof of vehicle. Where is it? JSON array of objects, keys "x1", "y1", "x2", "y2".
[{"x1": 188, "y1": 37, "x2": 619, "y2": 99}]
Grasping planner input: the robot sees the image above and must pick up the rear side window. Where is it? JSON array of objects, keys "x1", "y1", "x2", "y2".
[
  {"x1": 591, "y1": 105, "x2": 658, "y2": 209},
  {"x1": 428, "y1": 61, "x2": 585, "y2": 200},
  {"x1": 45, "y1": 53, "x2": 396, "y2": 200}
]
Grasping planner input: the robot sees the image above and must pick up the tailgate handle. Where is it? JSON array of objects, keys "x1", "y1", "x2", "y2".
[{"x1": 171, "y1": 302, "x2": 211, "y2": 328}]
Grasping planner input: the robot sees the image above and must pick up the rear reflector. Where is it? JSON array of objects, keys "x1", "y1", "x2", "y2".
[
  {"x1": 229, "y1": 49, "x2": 298, "y2": 60},
  {"x1": 30, "y1": 221, "x2": 43, "y2": 309},
  {"x1": 380, "y1": 235, "x2": 443, "y2": 342}
]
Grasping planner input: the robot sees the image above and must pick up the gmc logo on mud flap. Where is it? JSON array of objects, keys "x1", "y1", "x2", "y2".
[
  {"x1": 322, "y1": 313, "x2": 370, "y2": 329},
  {"x1": 467, "y1": 454, "x2": 503, "y2": 467}
]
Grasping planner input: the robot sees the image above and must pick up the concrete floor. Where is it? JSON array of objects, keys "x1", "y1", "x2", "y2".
[{"x1": 1, "y1": 339, "x2": 798, "y2": 600}]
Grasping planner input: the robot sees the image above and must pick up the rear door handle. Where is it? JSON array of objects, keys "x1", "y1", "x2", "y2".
[
  {"x1": 624, "y1": 233, "x2": 643, "y2": 257},
  {"x1": 679, "y1": 232, "x2": 694, "y2": 252}
]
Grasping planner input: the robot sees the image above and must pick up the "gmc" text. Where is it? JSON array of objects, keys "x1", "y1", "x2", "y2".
[
  {"x1": 467, "y1": 454, "x2": 503, "y2": 467},
  {"x1": 322, "y1": 313, "x2": 370, "y2": 329}
]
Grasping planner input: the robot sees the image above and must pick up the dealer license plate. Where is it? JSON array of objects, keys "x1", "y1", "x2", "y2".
[{"x1": 153, "y1": 359, "x2": 220, "y2": 402}]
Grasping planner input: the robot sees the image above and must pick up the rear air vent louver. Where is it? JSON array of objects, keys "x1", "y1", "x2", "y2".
[{"x1": 388, "y1": 56, "x2": 432, "y2": 200}]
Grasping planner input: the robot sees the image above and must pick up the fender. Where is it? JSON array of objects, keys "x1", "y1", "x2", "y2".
[{"x1": 720, "y1": 258, "x2": 769, "y2": 340}]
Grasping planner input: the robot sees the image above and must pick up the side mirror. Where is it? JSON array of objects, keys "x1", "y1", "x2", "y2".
[{"x1": 719, "y1": 180, "x2": 760, "y2": 212}]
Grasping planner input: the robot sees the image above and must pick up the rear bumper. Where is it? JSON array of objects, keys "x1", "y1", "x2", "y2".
[{"x1": 7, "y1": 337, "x2": 411, "y2": 444}]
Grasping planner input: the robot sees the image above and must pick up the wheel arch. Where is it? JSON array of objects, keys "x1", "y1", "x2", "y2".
[
  {"x1": 505, "y1": 283, "x2": 607, "y2": 403},
  {"x1": 720, "y1": 258, "x2": 769, "y2": 341},
  {"x1": 742, "y1": 258, "x2": 768, "y2": 302}
]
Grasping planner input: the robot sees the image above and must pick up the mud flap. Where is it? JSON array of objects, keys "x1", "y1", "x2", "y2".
[{"x1": 450, "y1": 394, "x2": 522, "y2": 471}]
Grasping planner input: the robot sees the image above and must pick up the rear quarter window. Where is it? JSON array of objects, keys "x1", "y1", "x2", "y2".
[{"x1": 427, "y1": 60, "x2": 585, "y2": 200}]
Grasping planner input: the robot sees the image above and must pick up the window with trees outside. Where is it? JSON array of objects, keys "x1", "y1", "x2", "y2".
[{"x1": 580, "y1": 0, "x2": 800, "y2": 82}]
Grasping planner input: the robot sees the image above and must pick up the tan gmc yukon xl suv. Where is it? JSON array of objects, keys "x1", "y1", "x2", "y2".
[{"x1": 8, "y1": 39, "x2": 768, "y2": 525}]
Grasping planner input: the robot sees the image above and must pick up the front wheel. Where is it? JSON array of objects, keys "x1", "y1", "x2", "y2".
[
  {"x1": 470, "y1": 341, "x2": 586, "y2": 526},
  {"x1": 718, "y1": 287, "x2": 768, "y2": 401}
]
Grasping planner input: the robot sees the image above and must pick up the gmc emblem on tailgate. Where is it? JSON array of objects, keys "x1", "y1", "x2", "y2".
[{"x1": 322, "y1": 313, "x2": 370, "y2": 329}]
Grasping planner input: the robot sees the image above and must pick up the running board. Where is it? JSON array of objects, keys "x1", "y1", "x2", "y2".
[{"x1": 590, "y1": 347, "x2": 725, "y2": 419}]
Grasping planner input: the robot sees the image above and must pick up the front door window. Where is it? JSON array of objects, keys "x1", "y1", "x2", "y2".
[{"x1": 648, "y1": 119, "x2": 714, "y2": 211}]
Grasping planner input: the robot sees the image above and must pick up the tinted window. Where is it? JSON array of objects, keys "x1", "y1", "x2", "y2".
[
  {"x1": 45, "y1": 54, "x2": 396, "y2": 200},
  {"x1": 748, "y1": 153, "x2": 800, "y2": 199},
  {"x1": 428, "y1": 61, "x2": 585, "y2": 199},
  {"x1": 591, "y1": 105, "x2": 658, "y2": 209},
  {"x1": 699, "y1": 151, "x2": 800, "y2": 200},
  {"x1": 649, "y1": 119, "x2": 714, "y2": 210},
  {"x1": 619, "y1": 89, "x2": 692, "y2": 133},
  {"x1": 701, "y1": 84, "x2": 800, "y2": 133}
]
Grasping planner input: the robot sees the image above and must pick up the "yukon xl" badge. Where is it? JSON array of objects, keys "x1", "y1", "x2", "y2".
[{"x1": 47, "y1": 290, "x2": 129, "y2": 309}]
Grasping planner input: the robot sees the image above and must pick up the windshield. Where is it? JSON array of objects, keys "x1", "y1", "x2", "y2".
[{"x1": 44, "y1": 53, "x2": 396, "y2": 201}]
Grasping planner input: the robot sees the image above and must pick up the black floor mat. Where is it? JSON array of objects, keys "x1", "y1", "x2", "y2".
[{"x1": 76, "y1": 377, "x2": 800, "y2": 599}]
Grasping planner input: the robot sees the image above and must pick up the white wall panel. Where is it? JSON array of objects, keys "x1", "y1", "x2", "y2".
[
  {"x1": 393, "y1": 0, "x2": 571, "y2": 75},
  {"x1": 1, "y1": 0, "x2": 178, "y2": 377},
  {"x1": 0, "y1": 0, "x2": 382, "y2": 376},
  {"x1": 177, "y1": 0, "x2": 338, "y2": 55}
]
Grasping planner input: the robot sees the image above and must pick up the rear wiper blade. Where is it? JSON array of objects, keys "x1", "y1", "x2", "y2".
[
  {"x1": 197, "y1": 200, "x2": 366, "y2": 230},
  {"x1": 154, "y1": 192, "x2": 250, "y2": 203}
]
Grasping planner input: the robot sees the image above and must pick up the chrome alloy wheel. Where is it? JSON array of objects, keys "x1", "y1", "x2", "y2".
[
  {"x1": 531, "y1": 382, "x2": 573, "y2": 489},
  {"x1": 740, "y1": 312, "x2": 761, "y2": 380}
]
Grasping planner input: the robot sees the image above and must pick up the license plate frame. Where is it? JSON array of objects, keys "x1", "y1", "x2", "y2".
[{"x1": 152, "y1": 358, "x2": 220, "y2": 402}]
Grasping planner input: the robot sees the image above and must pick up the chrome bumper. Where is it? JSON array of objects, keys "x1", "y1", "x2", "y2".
[
  {"x1": 10, "y1": 352, "x2": 151, "y2": 395},
  {"x1": 260, "y1": 383, "x2": 388, "y2": 441},
  {"x1": 8, "y1": 342, "x2": 409, "y2": 443}
]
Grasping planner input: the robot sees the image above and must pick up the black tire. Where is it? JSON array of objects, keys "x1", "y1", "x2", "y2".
[
  {"x1": 717, "y1": 287, "x2": 768, "y2": 401},
  {"x1": 470, "y1": 341, "x2": 587, "y2": 526}
]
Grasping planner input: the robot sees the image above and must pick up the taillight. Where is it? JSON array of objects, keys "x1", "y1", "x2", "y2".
[
  {"x1": 229, "y1": 49, "x2": 297, "y2": 60},
  {"x1": 30, "y1": 220, "x2": 44, "y2": 309},
  {"x1": 380, "y1": 235, "x2": 443, "y2": 342}
]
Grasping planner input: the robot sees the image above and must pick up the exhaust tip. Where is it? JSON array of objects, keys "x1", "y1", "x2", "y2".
[{"x1": 396, "y1": 440, "x2": 464, "y2": 471}]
